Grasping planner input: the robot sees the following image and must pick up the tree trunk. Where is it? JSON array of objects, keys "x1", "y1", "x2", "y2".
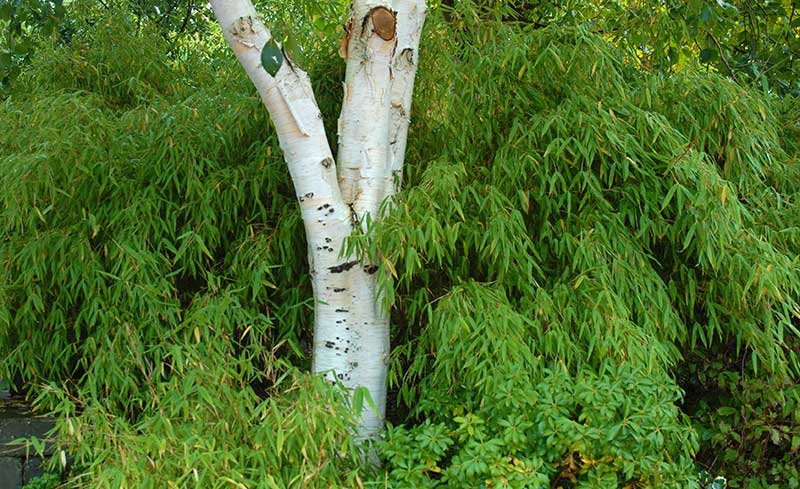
[{"x1": 210, "y1": 0, "x2": 426, "y2": 441}]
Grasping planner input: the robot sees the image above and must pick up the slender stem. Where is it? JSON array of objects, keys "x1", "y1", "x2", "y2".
[{"x1": 708, "y1": 32, "x2": 739, "y2": 82}]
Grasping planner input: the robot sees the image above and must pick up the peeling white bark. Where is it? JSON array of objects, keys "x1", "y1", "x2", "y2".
[
  {"x1": 385, "y1": 0, "x2": 427, "y2": 204},
  {"x1": 337, "y1": 1, "x2": 396, "y2": 223},
  {"x1": 211, "y1": 0, "x2": 425, "y2": 443},
  {"x1": 209, "y1": 1, "x2": 342, "y2": 219}
]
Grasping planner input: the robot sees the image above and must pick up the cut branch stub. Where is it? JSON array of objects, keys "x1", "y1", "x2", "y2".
[
  {"x1": 369, "y1": 6, "x2": 397, "y2": 41},
  {"x1": 261, "y1": 39, "x2": 284, "y2": 76}
]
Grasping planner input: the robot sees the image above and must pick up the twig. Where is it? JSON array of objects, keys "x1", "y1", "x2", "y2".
[
  {"x1": 708, "y1": 32, "x2": 739, "y2": 83},
  {"x1": 176, "y1": 3, "x2": 194, "y2": 37}
]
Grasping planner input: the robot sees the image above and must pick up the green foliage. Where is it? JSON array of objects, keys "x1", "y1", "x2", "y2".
[
  {"x1": 0, "y1": 0, "x2": 214, "y2": 95},
  {"x1": 684, "y1": 351, "x2": 800, "y2": 488},
  {"x1": 0, "y1": 0, "x2": 68, "y2": 91},
  {"x1": 592, "y1": 0, "x2": 800, "y2": 96},
  {"x1": 0, "y1": 8, "x2": 368, "y2": 487},
  {"x1": 442, "y1": 0, "x2": 800, "y2": 96},
  {"x1": 0, "y1": 2, "x2": 798, "y2": 488},
  {"x1": 365, "y1": 14, "x2": 800, "y2": 488},
  {"x1": 23, "y1": 472, "x2": 62, "y2": 489}
]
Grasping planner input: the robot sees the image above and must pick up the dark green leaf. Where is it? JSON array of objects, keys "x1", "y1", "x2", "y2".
[
  {"x1": 700, "y1": 5, "x2": 713, "y2": 23},
  {"x1": 699, "y1": 48, "x2": 716, "y2": 62},
  {"x1": 261, "y1": 39, "x2": 284, "y2": 77}
]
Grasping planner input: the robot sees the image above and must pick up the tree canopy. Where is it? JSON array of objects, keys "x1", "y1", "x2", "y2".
[{"x1": 0, "y1": 1, "x2": 799, "y2": 487}]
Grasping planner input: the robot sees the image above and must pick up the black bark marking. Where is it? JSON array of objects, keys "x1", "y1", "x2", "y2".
[
  {"x1": 364, "y1": 265, "x2": 378, "y2": 274},
  {"x1": 401, "y1": 47, "x2": 414, "y2": 64},
  {"x1": 333, "y1": 287, "x2": 346, "y2": 293},
  {"x1": 281, "y1": 45, "x2": 295, "y2": 72},
  {"x1": 348, "y1": 204, "x2": 360, "y2": 229},
  {"x1": 335, "y1": 308, "x2": 349, "y2": 313},
  {"x1": 328, "y1": 261, "x2": 358, "y2": 273},
  {"x1": 325, "y1": 341, "x2": 335, "y2": 348}
]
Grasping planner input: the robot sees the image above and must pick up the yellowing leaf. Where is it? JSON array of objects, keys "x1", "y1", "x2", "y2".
[{"x1": 381, "y1": 256, "x2": 397, "y2": 279}]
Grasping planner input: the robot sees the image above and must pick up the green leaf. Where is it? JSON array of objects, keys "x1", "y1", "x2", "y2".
[
  {"x1": 699, "y1": 48, "x2": 716, "y2": 63},
  {"x1": 699, "y1": 5, "x2": 713, "y2": 23},
  {"x1": 0, "y1": 52, "x2": 12, "y2": 69},
  {"x1": 12, "y1": 38, "x2": 34, "y2": 56},
  {"x1": 352, "y1": 386, "x2": 364, "y2": 417},
  {"x1": 261, "y1": 39, "x2": 284, "y2": 77},
  {"x1": 0, "y1": 1, "x2": 13, "y2": 21}
]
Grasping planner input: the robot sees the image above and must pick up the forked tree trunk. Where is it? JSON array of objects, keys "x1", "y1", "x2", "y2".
[{"x1": 210, "y1": 0, "x2": 426, "y2": 440}]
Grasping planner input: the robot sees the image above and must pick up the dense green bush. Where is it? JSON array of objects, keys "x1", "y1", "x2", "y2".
[{"x1": 0, "y1": 3, "x2": 798, "y2": 488}]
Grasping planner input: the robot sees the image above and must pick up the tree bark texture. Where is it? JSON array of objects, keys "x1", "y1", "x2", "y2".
[{"x1": 210, "y1": 0, "x2": 426, "y2": 440}]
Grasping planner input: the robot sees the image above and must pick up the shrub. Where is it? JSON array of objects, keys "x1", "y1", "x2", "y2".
[{"x1": 1, "y1": 5, "x2": 798, "y2": 488}]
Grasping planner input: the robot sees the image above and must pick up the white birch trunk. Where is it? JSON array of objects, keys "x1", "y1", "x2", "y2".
[
  {"x1": 210, "y1": 0, "x2": 425, "y2": 443},
  {"x1": 386, "y1": 0, "x2": 427, "y2": 203}
]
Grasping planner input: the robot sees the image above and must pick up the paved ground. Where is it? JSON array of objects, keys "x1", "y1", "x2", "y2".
[{"x1": 0, "y1": 399, "x2": 56, "y2": 488}]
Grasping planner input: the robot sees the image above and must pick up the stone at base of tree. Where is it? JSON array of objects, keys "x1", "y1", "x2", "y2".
[
  {"x1": 0, "y1": 401, "x2": 56, "y2": 487},
  {"x1": 0, "y1": 409, "x2": 56, "y2": 457},
  {"x1": 0, "y1": 456, "x2": 22, "y2": 489},
  {"x1": 0, "y1": 455, "x2": 50, "y2": 488},
  {"x1": 23, "y1": 457, "x2": 45, "y2": 484}
]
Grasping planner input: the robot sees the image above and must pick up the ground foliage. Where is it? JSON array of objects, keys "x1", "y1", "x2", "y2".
[{"x1": 0, "y1": 2, "x2": 799, "y2": 488}]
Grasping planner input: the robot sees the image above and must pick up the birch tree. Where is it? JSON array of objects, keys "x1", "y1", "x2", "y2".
[{"x1": 209, "y1": 0, "x2": 426, "y2": 440}]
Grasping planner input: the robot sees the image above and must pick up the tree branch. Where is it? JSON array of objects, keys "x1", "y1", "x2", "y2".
[
  {"x1": 384, "y1": 0, "x2": 427, "y2": 205},
  {"x1": 176, "y1": 2, "x2": 194, "y2": 38},
  {"x1": 336, "y1": 1, "x2": 398, "y2": 225},
  {"x1": 209, "y1": 0, "x2": 347, "y2": 240},
  {"x1": 708, "y1": 32, "x2": 739, "y2": 83}
]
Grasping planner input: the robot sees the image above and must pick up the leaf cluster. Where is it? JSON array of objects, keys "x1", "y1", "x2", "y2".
[{"x1": 441, "y1": 0, "x2": 800, "y2": 96}]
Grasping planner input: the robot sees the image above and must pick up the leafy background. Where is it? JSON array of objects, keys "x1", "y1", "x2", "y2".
[{"x1": 0, "y1": 0, "x2": 799, "y2": 487}]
